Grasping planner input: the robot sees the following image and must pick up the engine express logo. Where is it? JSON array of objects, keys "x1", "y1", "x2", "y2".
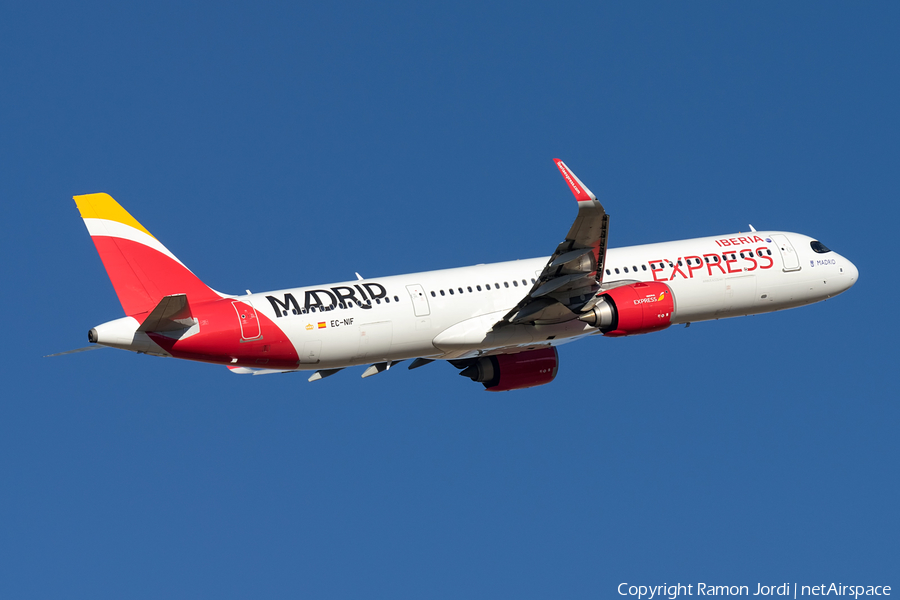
[
  {"x1": 266, "y1": 283, "x2": 388, "y2": 317},
  {"x1": 634, "y1": 291, "x2": 667, "y2": 305}
]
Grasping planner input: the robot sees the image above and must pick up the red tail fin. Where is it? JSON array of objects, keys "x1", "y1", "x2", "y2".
[{"x1": 74, "y1": 193, "x2": 222, "y2": 317}]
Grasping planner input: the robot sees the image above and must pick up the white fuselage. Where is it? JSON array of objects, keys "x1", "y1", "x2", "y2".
[{"x1": 229, "y1": 230, "x2": 856, "y2": 370}]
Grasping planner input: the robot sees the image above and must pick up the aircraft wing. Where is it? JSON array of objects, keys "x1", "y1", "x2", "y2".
[{"x1": 494, "y1": 159, "x2": 609, "y2": 328}]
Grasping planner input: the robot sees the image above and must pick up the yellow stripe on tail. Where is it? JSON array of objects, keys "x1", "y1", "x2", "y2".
[{"x1": 74, "y1": 193, "x2": 155, "y2": 238}]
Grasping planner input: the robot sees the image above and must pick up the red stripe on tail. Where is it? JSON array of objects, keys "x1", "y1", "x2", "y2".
[{"x1": 91, "y1": 237, "x2": 220, "y2": 317}]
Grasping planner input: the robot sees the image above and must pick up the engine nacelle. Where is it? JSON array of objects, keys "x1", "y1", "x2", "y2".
[
  {"x1": 578, "y1": 282, "x2": 674, "y2": 336},
  {"x1": 459, "y1": 347, "x2": 559, "y2": 392}
]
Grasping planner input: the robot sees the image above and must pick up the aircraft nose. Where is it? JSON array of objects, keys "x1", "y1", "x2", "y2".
[{"x1": 843, "y1": 258, "x2": 859, "y2": 289}]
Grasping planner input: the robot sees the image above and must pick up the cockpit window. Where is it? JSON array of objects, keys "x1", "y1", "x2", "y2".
[{"x1": 810, "y1": 240, "x2": 832, "y2": 254}]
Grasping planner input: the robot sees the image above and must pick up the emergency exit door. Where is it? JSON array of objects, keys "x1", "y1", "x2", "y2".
[{"x1": 406, "y1": 284, "x2": 431, "y2": 317}]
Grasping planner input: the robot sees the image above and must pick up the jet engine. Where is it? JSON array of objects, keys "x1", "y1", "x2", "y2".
[
  {"x1": 459, "y1": 347, "x2": 559, "y2": 392},
  {"x1": 578, "y1": 281, "x2": 674, "y2": 336}
]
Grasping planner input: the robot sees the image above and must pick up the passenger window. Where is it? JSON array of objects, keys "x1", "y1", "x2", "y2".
[
  {"x1": 458, "y1": 287, "x2": 463, "y2": 294},
  {"x1": 375, "y1": 299, "x2": 381, "y2": 304},
  {"x1": 767, "y1": 249, "x2": 772, "y2": 255},
  {"x1": 642, "y1": 265, "x2": 647, "y2": 271},
  {"x1": 522, "y1": 279, "x2": 527, "y2": 285},
  {"x1": 449, "y1": 289, "x2": 454, "y2": 295},
  {"x1": 394, "y1": 296, "x2": 399, "y2": 302},
  {"x1": 384, "y1": 298, "x2": 390, "y2": 303},
  {"x1": 504, "y1": 282, "x2": 509, "y2": 288},
  {"x1": 615, "y1": 268, "x2": 620, "y2": 274},
  {"x1": 467, "y1": 286, "x2": 472, "y2": 292},
  {"x1": 513, "y1": 280, "x2": 518, "y2": 286},
  {"x1": 430, "y1": 291, "x2": 436, "y2": 297},
  {"x1": 624, "y1": 267, "x2": 629, "y2": 273},
  {"x1": 606, "y1": 269, "x2": 611, "y2": 275},
  {"x1": 495, "y1": 283, "x2": 499, "y2": 288},
  {"x1": 477, "y1": 285, "x2": 482, "y2": 291},
  {"x1": 440, "y1": 290, "x2": 445, "y2": 296},
  {"x1": 531, "y1": 278, "x2": 536, "y2": 284}
]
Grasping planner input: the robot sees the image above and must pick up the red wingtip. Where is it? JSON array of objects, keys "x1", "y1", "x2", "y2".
[{"x1": 554, "y1": 159, "x2": 597, "y2": 203}]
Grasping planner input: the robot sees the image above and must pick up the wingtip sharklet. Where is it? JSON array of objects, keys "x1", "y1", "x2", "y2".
[{"x1": 553, "y1": 159, "x2": 598, "y2": 204}]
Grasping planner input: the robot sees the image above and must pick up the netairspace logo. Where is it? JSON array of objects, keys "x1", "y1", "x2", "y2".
[{"x1": 617, "y1": 582, "x2": 892, "y2": 599}]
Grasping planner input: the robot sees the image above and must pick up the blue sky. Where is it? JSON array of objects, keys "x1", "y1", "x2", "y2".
[{"x1": 2, "y1": 2, "x2": 898, "y2": 598}]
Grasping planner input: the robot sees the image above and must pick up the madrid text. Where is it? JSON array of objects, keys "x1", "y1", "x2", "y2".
[{"x1": 266, "y1": 283, "x2": 388, "y2": 317}]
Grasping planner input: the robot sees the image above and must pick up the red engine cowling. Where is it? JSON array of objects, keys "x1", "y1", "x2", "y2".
[
  {"x1": 459, "y1": 347, "x2": 559, "y2": 392},
  {"x1": 580, "y1": 282, "x2": 674, "y2": 336}
]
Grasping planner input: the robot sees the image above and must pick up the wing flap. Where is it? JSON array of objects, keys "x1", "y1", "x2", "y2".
[{"x1": 494, "y1": 160, "x2": 609, "y2": 329}]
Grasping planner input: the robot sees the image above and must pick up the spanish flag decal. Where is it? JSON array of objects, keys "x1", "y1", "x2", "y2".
[{"x1": 318, "y1": 322, "x2": 327, "y2": 329}]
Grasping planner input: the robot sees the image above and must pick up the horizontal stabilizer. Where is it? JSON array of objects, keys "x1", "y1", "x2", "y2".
[
  {"x1": 137, "y1": 294, "x2": 193, "y2": 333},
  {"x1": 227, "y1": 366, "x2": 297, "y2": 375}
]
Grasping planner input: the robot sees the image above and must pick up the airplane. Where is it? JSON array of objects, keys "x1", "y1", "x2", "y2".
[{"x1": 69, "y1": 159, "x2": 858, "y2": 391}]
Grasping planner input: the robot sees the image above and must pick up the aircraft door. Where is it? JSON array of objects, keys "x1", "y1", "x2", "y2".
[
  {"x1": 771, "y1": 234, "x2": 801, "y2": 272},
  {"x1": 232, "y1": 300, "x2": 262, "y2": 340},
  {"x1": 406, "y1": 284, "x2": 430, "y2": 317}
]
